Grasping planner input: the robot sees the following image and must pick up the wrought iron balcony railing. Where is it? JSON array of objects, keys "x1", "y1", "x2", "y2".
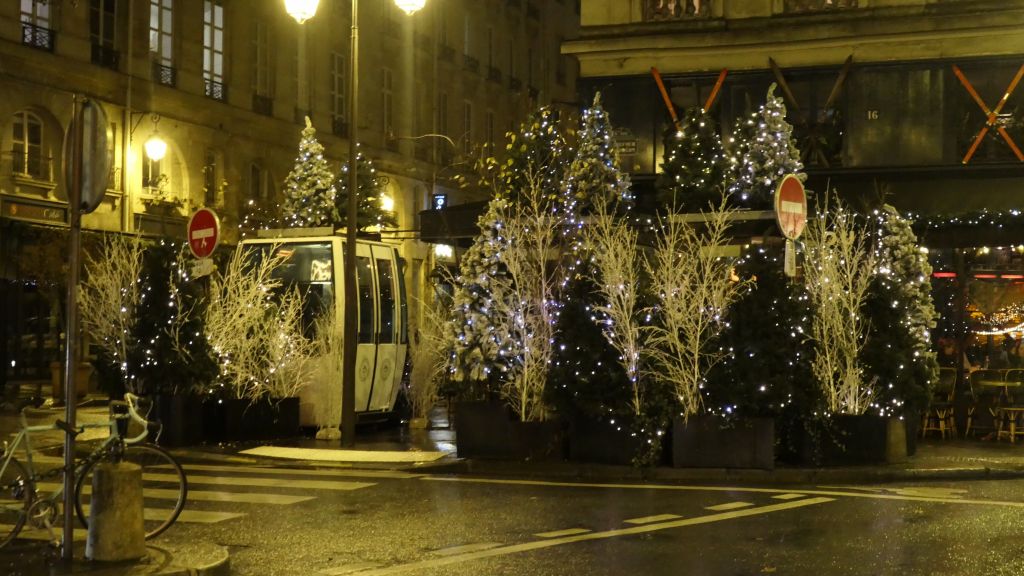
[
  {"x1": 645, "y1": 0, "x2": 712, "y2": 20},
  {"x1": 153, "y1": 62, "x2": 177, "y2": 87},
  {"x1": 487, "y1": 66, "x2": 502, "y2": 84},
  {"x1": 204, "y1": 79, "x2": 226, "y2": 101},
  {"x1": 463, "y1": 54, "x2": 480, "y2": 73},
  {"x1": 22, "y1": 23, "x2": 55, "y2": 52},
  {"x1": 784, "y1": 0, "x2": 858, "y2": 13},
  {"x1": 253, "y1": 94, "x2": 274, "y2": 117},
  {"x1": 509, "y1": 76, "x2": 522, "y2": 91}
]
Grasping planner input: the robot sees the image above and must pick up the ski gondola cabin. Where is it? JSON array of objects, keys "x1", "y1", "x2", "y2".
[{"x1": 240, "y1": 230, "x2": 408, "y2": 427}]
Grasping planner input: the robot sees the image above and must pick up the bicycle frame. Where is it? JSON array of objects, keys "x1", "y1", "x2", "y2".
[{"x1": 0, "y1": 394, "x2": 154, "y2": 525}]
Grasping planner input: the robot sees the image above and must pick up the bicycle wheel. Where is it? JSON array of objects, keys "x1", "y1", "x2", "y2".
[
  {"x1": 0, "y1": 457, "x2": 32, "y2": 548},
  {"x1": 74, "y1": 443, "x2": 187, "y2": 540}
]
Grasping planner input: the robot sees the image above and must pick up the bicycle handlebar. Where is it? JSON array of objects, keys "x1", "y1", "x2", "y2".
[{"x1": 111, "y1": 393, "x2": 162, "y2": 443}]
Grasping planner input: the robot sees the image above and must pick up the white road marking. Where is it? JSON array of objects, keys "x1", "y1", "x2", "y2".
[
  {"x1": 80, "y1": 504, "x2": 244, "y2": 524},
  {"x1": 771, "y1": 493, "x2": 806, "y2": 500},
  {"x1": 624, "y1": 514, "x2": 681, "y2": 525},
  {"x1": 240, "y1": 446, "x2": 447, "y2": 463},
  {"x1": 705, "y1": 502, "x2": 754, "y2": 511},
  {"x1": 54, "y1": 482, "x2": 313, "y2": 505},
  {"x1": 5, "y1": 526, "x2": 86, "y2": 542},
  {"x1": 341, "y1": 497, "x2": 834, "y2": 575},
  {"x1": 182, "y1": 463, "x2": 423, "y2": 480},
  {"x1": 420, "y1": 476, "x2": 1024, "y2": 508},
  {"x1": 430, "y1": 542, "x2": 502, "y2": 556},
  {"x1": 535, "y1": 528, "x2": 592, "y2": 538},
  {"x1": 148, "y1": 473, "x2": 374, "y2": 492}
]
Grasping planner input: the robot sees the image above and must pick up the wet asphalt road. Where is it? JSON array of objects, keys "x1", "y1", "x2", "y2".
[{"x1": 132, "y1": 461, "x2": 1024, "y2": 576}]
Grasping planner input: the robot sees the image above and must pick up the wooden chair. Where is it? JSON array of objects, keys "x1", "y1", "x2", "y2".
[
  {"x1": 966, "y1": 369, "x2": 1004, "y2": 438},
  {"x1": 922, "y1": 367, "x2": 957, "y2": 439}
]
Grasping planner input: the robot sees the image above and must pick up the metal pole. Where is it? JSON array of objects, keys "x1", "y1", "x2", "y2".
[
  {"x1": 62, "y1": 95, "x2": 84, "y2": 562},
  {"x1": 341, "y1": 0, "x2": 360, "y2": 446},
  {"x1": 298, "y1": 24, "x2": 309, "y2": 115}
]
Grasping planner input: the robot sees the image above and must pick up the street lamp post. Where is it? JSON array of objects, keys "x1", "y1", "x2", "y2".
[{"x1": 285, "y1": 0, "x2": 425, "y2": 446}]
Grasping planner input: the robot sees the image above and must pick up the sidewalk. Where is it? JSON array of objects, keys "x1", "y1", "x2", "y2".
[{"x1": 2, "y1": 541, "x2": 228, "y2": 576}]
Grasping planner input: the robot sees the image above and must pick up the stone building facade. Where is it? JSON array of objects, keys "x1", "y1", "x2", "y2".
[{"x1": 0, "y1": 0, "x2": 579, "y2": 386}]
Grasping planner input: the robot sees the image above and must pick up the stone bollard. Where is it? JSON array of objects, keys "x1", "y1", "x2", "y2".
[{"x1": 85, "y1": 462, "x2": 146, "y2": 562}]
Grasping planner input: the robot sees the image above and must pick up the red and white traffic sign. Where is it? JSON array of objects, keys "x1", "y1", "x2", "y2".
[
  {"x1": 187, "y1": 208, "x2": 220, "y2": 259},
  {"x1": 774, "y1": 174, "x2": 807, "y2": 240}
]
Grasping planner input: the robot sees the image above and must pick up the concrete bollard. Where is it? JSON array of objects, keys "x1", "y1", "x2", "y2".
[{"x1": 85, "y1": 462, "x2": 146, "y2": 562}]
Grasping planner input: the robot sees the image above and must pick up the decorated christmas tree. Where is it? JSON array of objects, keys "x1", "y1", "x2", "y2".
[
  {"x1": 861, "y1": 205, "x2": 940, "y2": 421},
  {"x1": 566, "y1": 93, "x2": 633, "y2": 215},
  {"x1": 656, "y1": 106, "x2": 728, "y2": 212},
  {"x1": 445, "y1": 198, "x2": 516, "y2": 391},
  {"x1": 280, "y1": 117, "x2": 337, "y2": 228},
  {"x1": 335, "y1": 148, "x2": 398, "y2": 232},
  {"x1": 487, "y1": 106, "x2": 571, "y2": 207},
  {"x1": 726, "y1": 84, "x2": 805, "y2": 210}
]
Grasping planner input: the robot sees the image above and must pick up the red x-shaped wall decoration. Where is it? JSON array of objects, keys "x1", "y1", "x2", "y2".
[{"x1": 953, "y1": 64, "x2": 1024, "y2": 164}]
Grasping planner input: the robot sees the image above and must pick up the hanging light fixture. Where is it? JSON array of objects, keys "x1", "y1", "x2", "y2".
[
  {"x1": 144, "y1": 115, "x2": 167, "y2": 161},
  {"x1": 284, "y1": 0, "x2": 320, "y2": 24},
  {"x1": 394, "y1": 0, "x2": 426, "y2": 15}
]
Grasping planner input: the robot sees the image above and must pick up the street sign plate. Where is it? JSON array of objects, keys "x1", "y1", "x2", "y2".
[
  {"x1": 187, "y1": 208, "x2": 221, "y2": 259},
  {"x1": 774, "y1": 174, "x2": 807, "y2": 241},
  {"x1": 63, "y1": 99, "x2": 112, "y2": 214}
]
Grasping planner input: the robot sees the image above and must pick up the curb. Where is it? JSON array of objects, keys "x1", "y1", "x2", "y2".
[
  {"x1": 421, "y1": 458, "x2": 1024, "y2": 485},
  {"x1": 150, "y1": 543, "x2": 230, "y2": 576}
]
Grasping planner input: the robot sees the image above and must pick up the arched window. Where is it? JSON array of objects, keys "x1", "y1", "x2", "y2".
[{"x1": 12, "y1": 110, "x2": 45, "y2": 179}]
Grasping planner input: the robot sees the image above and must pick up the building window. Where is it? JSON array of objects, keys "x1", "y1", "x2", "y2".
[
  {"x1": 142, "y1": 157, "x2": 165, "y2": 192},
  {"x1": 21, "y1": 0, "x2": 55, "y2": 52},
  {"x1": 463, "y1": 101, "x2": 473, "y2": 155},
  {"x1": 250, "y1": 163, "x2": 268, "y2": 200},
  {"x1": 90, "y1": 0, "x2": 119, "y2": 69},
  {"x1": 203, "y1": 150, "x2": 217, "y2": 205},
  {"x1": 555, "y1": 40, "x2": 567, "y2": 86},
  {"x1": 203, "y1": 0, "x2": 225, "y2": 101},
  {"x1": 11, "y1": 111, "x2": 45, "y2": 179},
  {"x1": 253, "y1": 21, "x2": 272, "y2": 97},
  {"x1": 331, "y1": 52, "x2": 347, "y2": 135},
  {"x1": 383, "y1": 68, "x2": 394, "y2": 140},
  {"x1": 150, "y1": 0, "x2": 175, "y2": 86},
  {"x1": 487, "y1": 27, "x2": 494, "y2": 68},
  {"x1": 463, "y1": 13, "x2": 471, "y2": 56}
]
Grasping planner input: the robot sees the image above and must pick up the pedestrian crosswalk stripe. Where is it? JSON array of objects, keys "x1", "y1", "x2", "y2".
[
  {"x1": 182, "y1": 463, "x2": 422, "y2": 480},
  {"x1": 3, "y1": 526, "x2": 86, "y2": 542},
  {"x1": 146, "y1": 472, "x2": 375, "y2": 492},
  {"x1": 623, "y1": 514, "x2": 682, "y2": 525},
  {"x1": 319, "y1": 562, "x2": 385, "y2": 575},
  {"x1": 772, "y1": 493, "x2": 806, "y2": 500},
  {"x1": 51, "y1": 483, "x2": 314, "y2": 505},
  {"x1": 80, "y1": 504, "x2": 245, "y2": 524},
  {"x1": 705, "y1": 502, "x2": 754, "y2": 511},
  {"x1": 535, "y1": 528, "x2": 592, "y2": 538}
]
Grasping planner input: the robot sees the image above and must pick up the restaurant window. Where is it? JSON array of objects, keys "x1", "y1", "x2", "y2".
[{"x1": 142, "y1": 156, "x2": 165, "y2": 192}]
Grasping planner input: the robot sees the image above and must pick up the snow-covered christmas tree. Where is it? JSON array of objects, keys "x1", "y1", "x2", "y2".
[
  {"x1": 566, "y1": 93, "x2": 633, "y2": 215},
  {"x1": 657, "y1": 106, "x2": 727, "y2": 212},
  {"x1": 862, "y1": 205, "x2": 940, "y2": 419},
  {"x1": 280, "y1": 117, "x2": 337, "y2": 228},
  {"x1": 335, "y1": 148, "x2": 398, "y2": 232},
  {"x1": 446, "y1": 198, "x2": 516, "y2": 387},
  {"x1": 726, "y1": 84, "x2": 805, "y2": 210}
]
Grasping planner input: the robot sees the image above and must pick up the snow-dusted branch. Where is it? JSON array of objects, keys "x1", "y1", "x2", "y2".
[
  {"x1": 643, "y1": 201, "x2": 751, "y2": 420},
  {"x1": 584, "y1": 194, "x2": 645, "y2": 416},
  {"x1": 803, "y1": 198, "x2": 877, "y2": 414},
  {"x1": 79, "y1": 233, "x2": 145, "y2": 393},
  {"x1": 408, "y1": 294, "x2": 451, "y2": 420}
]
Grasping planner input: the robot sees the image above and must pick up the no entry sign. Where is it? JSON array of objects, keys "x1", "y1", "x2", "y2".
[
  {"x1": 774, "y1": 174, "x2": 807, "y2": 241},
  {"x1": 187, "y1": 208, "x2": 220, "y2": 259}
]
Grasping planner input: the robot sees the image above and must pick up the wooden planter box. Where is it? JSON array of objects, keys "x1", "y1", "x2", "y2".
[
  {"x1": 153, "y1": 394, "x2": 205, "y2": 448},
  {"x1": 672, "y1": 416, "x2": 775, "y2": 470},
  {"x1": 455, "y1": 400, "x2": 564, "y2": 461},
  {"x1": 567, "y1": 417, "x2": 645, "y2": 466},
  {"x1": 798, "y1": 414, "x2": 907, "y2": 466},
  {"x1": 203, "y1": 397, "x2": 301, "y2": 443}
]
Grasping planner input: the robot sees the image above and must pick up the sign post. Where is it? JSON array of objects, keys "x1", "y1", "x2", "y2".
[
  {"x1": 774, "y1": 174, "x2": 808, "y2": 277},
  {"x1": 187, "y1": 208, "x2": 220, "y2": 277}
]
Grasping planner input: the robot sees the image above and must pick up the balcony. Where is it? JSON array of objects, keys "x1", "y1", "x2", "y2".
[
  {"x1": 21, "y1": 23, "x2": 55, "y2": 52},
  {"x1": 253, "y1": 94, "x2": 274, "y2": 117},
  {"x1": 463, "y1": 54, "x2": 480, "y2": 73},
  {"x1": 439, "y1": 44, "x2": 455, "y2": 63},
  {"x1": 152, "y1": 62, "x2": 177, "y2": 87},
  {"x1": 487, "y1": 66, "x2": 502, "y2": 84},
  {"x1": 332, "y1": 116, "x2": 349, "y2": 137},
  {"x1": 645, "y1": 0, "x2": 712, "y2": 20},
  {"x1": 91, "y1": 44, "x2": 119, "y2": 70},
  {"x1": 204, "y1": 79, "x2": 226, "y2": 101},
  {"x1": 509, "y1": 76, "x2": 522, "y2": 91}
]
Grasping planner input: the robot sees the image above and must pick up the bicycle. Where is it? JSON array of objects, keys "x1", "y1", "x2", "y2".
[{"x1": 0, "y1": 393, "x2": 188, "y2": 548}]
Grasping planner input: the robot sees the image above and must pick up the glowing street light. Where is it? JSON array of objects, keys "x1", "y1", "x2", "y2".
[
  {"x1": 394, "y1": 0, "x2": 426, "y2": 15},
  {"x1": 144, "y1": 133, "x2": 167, "y2": 161},
  {"x1": 284, "y1": 0, "x2": 320, "y2": 24}
]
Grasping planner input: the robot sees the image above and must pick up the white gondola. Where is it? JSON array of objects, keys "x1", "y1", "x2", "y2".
[{"x1": 240, "y1": 229, "x2": 408, "y2": 427}]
